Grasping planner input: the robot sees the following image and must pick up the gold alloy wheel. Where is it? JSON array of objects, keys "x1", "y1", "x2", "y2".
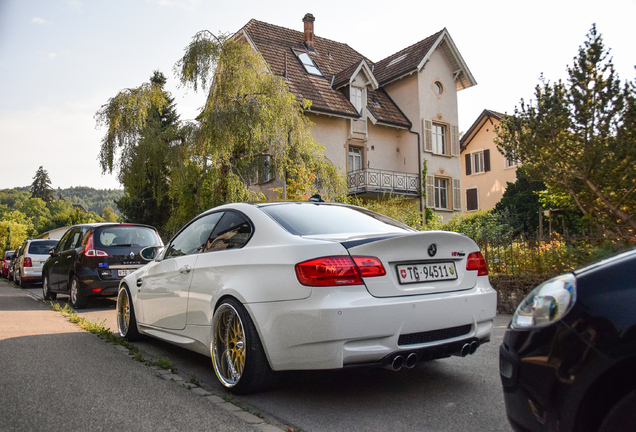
[
  {"x1": 117, "y1": 289, "x2": 130, "y2": 337},
  {"x1": 212, "y1": 304, "x2": 246, "y2": 387}
]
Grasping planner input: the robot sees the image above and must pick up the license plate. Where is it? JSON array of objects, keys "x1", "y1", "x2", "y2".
[
  {"x1": 397, "y1": 262, "x2": 458, "y2": 284},
  {"x1": 118, "y1": 269, "x2": 134, "y2": 277}
]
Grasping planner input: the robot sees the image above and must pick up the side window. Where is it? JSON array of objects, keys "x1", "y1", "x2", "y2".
[
  {"x1": 202, "y1": 212, "x2": 252, "y2": 253},
  {"x1": 165, "y1": 212, "x2": 224, "y2": 258},
  {"x1": 60, "y1": 228, "x2": 81, "y2": 252}
]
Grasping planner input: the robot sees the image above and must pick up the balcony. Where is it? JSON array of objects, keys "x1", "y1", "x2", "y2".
[{"x1": 347, "y1": 168, "x2": 420, "y2": 198}]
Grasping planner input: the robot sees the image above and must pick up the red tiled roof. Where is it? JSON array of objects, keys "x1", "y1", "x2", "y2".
[
  {"x1": 373, "y1": 30, "x2": 444, "y2": 86},
  {"x1": 367, "y1": 89, "x2": 412, "y2": 128},
  {"x1": 240, "y1": 19, "x2": 412, "y2": 127},
  {"x1": 241, "y1": 19, "x2": 364, "y2": 117}
]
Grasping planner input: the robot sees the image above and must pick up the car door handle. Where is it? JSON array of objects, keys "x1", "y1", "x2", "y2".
[{"x1": 179, "y1": 265, "x2": 192, "y2": 274}]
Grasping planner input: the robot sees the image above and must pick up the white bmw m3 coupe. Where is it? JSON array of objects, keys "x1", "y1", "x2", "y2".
[{"x1": 117, "y1": 200, "x2": 497, "y2": 393}]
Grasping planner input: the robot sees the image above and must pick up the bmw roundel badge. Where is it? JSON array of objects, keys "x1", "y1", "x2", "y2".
[{"x1": 428, "y1": 244, "x2": 437, "y2": 257}]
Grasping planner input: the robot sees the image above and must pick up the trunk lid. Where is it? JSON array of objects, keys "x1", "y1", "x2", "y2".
[{"x1": 342, "y1": 231, "x2": 481, "y2": 298}]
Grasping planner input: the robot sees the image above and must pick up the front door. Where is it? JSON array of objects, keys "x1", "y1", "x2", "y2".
[{"x1": 136, "y1": 212, "x2": 224, "y2": 330}]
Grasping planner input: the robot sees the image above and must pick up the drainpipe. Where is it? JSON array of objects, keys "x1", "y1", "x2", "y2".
[{"x1": 408, "y1": 129, "x2": 423, "y2": 213}]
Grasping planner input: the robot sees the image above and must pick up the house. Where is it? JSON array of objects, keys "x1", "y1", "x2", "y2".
[
  {"x1": 460, "y1": 109, "x2": 518, "y2": 212},
  {"x1": 236, "y1": 14, "x2": 476, "y2": 221}
]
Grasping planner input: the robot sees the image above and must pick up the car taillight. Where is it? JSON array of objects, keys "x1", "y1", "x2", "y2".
[
  {"x1": 24, "y1": 258, "x2": 32, "y2": 267},
  {"x1": 83, "y1": 232, "x2": 109, "y2": 257},
  {"x1": 466, "y1": 252, "x2": 488, "y2": 276},
  {"x1": 352, "y1": 256, "x2": 386, "y2": 277},
  {"x1": 295, "y1": 255, "x2": 386, "y2": 287}
]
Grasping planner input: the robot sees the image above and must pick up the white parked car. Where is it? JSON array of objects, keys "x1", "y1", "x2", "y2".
[{"x1": 117, "y1": 200, "x2": 497, "y2": 393}]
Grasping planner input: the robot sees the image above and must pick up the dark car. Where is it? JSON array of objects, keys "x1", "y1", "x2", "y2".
[
  {"x1": 7, "y1": 246, "x2": 22, "y2": 282},
  {"x1": 42, "y1": 223, "x2": 162, "y2": 308},
  {"x1": 500, "y1": 248, "x2": 636, "y2": 432},
  {"x1": 2, "y1": 250, "x2": 15, "y2": 278}
]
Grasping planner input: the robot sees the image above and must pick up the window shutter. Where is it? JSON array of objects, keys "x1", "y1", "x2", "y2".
[
  {"x1": 465, "y1": 153, "x2": 472, "y2": 175},
  {"x1": 426, "y1": 175, "x2": 435, "y2": 208},
  {"x1": 452, "y1": 178, "x2": 461, "y2": 211},
  {"x1": 423, "y1": 120, "x2": 433, "y2": 152},
  {"x1": 484, "y1": 149, "x2": 491, "y2": 172},
  {"x1": 466, "y1": 188, "x2": 478, "y2": 211},
  {"x1": 451, "y1": 125, "x2": 460, "y2": 156}
]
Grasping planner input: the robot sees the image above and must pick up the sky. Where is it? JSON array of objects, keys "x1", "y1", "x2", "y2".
[{"x1": 1, "y1": 0, "x2": 635, "y2": 191}]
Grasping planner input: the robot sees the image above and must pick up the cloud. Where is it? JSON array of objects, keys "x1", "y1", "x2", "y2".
[{"x1": 31, "y1": 17, "x2": 47, "y2": 24}]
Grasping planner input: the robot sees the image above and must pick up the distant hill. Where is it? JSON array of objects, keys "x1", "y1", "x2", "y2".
[{"x1": 14, "y1": 186, "x2": 124, "y2": 216}]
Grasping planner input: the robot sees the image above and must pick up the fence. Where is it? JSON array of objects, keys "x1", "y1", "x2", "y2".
[{"x1": 475, "y1": 234, "x2": 636, "y2": 276}]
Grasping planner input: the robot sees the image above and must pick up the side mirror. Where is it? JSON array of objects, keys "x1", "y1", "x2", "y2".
[
  {"x1": 140, "y1": 246, "x2": 164, "y2": 261},
  {"x1": 48, "y1": 248, "x2": 55, "y2": 255}
]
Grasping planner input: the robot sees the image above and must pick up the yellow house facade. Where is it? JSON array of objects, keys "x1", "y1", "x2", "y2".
[{"x1": 460, "y1": 110, "x2": 518, "y2": 212}]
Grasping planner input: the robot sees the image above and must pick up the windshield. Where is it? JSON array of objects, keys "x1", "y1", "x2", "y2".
[{"x1": 259, "y1": 203, "x2": 412, "y2": 236}]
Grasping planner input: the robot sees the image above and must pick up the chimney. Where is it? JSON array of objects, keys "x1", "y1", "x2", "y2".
[{"x1": 303, "y1": 13, "x2": 315, "y2": 50}]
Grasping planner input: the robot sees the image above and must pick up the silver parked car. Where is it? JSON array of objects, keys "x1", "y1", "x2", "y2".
[{"x1": 13, "y1": 239, "x2": 59, "y2": 288}]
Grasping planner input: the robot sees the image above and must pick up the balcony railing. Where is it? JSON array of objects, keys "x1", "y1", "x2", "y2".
[{"x1": 347, "y1": 168, "x2": 420, "y2": 197}]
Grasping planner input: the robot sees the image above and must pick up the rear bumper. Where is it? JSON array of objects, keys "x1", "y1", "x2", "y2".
[
  {"x1": 248, "y1": 281, "x2": 496, "y2": 371},
  {"x1": 77, "y1": 272, "x2": 121, "y2": 297}
]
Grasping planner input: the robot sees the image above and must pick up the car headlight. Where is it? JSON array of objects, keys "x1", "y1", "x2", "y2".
[{"x1": 511, "y1": 274, "x2": 577, "y2": 329}]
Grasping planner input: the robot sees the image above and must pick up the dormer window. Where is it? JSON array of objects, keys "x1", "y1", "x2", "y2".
[
  {"x1": 350, "y1": 87, "x2": 363, "y2": 113},
  {"x1": 298, "y1": 52, "x2": 322, "y2": 76}
]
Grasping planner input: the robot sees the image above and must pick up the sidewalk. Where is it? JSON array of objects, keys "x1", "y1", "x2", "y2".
[{"x1": 0, "y1": 280, "x2": 273, "y2": 432}]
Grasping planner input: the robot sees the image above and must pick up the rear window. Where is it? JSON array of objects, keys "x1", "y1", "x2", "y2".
[
  {"x1": 5, "y1": 252, "x2": 15, "y2": 260},
  {"x1": 95, "y1": 226, "x2": 160, "y2": 248},
  {"x1": 259, "y1": 203, "x2": 412, "y2": 236},
  {"x1": 28, "y1": 241, "x2": 58, "y2": 255}
]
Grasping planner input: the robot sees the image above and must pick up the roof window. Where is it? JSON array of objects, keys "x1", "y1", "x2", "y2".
[
  {"x1": 387, "y1": 54, "x2": 407, "y2": 67},
  {"x1": 298, "y1": 52, "x2": 322, "y2": 76}
]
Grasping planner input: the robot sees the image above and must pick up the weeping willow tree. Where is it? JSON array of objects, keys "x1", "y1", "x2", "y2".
[{"x1": 168, "y1": 31, "x2": 345, "y2": 231}]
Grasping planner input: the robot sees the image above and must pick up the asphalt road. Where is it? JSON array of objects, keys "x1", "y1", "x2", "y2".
[{"x1": 12, "y1": 280, "x2": 514, "y2": 432}]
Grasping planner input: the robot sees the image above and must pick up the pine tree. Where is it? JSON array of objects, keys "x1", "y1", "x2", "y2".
[{"x1": 30, "y1": 166, "x2": 54, "y2": 203}]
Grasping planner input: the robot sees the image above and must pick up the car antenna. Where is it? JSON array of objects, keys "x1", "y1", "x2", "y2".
[{"x1": 308, "y1": 194, "x2": 324, "y2": 202}]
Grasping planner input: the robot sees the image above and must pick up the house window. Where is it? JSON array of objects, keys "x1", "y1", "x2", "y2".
[
  {"x1": 432, "y1": 124, "x2": 446, "y2": 155},
  {"x1": 434, "y1": 81, "x2": 444, "y2": 95},
  {"x1": 473, "y1": 152, "x2": 485, "y2": 174},
  {"x1": 426, "y1": 175, "x2": 461, "y2": 211},
  {"x1": 465, "y1": 149, "x2": 491, "y2": 175},
  {"x1": 297, "y1": 52, "x2": 322, "y2": 76},
  {"x1": 466, "y1": 188, "x2": 479, "y2": 211},
  {"x1": 434, "y1": 178, "x2": 448, "y2": 209},
  {"x1": 350, "y1": 87, "x2": 363, "y2": 113},
  {"x1": 348, "y1": 147, "x2": 362, "y2": 173},
  {"x1": 505, "y1": 155, "x2": 519, "y2": 168}
]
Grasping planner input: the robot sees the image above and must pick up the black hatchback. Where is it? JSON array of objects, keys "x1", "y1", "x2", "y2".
[
  {"x1": 500, "y1": 247, "x2": 636, "y2": 432},
  {"x1": 42, "y1": 223, "x2": 163, "y2": 308}
]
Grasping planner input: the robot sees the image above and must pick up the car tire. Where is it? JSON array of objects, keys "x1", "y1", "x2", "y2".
[
  {"x1": 599, "y1": 389, "x2": 636, "y2": 432},
  {"x1": 211, "y1": 298, "x2": 275, "y2": 394},
  {"x1": 19, "y1": 273, "x2": 27, "y2": 288},
  {"x1": 42, "y1": 274, "x2": 57, "y2": 300},
  {"x1": 69, "y1": 275, "x2": 88, "y2": 309},
  {"x1": 117, "y1": 285, "x2": 141, "y2": 341}
]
